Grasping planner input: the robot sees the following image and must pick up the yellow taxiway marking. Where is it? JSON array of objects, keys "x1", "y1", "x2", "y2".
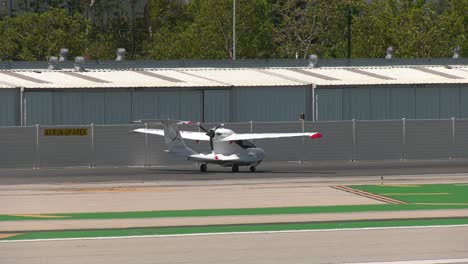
[
  {"x1": 11, "y1": 214, "x2": 70, "y2": 219},
  {"x1": 0, "y1": 234, "x2": 21, "y2": 239},
  {"x1": 65, "y1": 187, "x2": 175, "y2": 193},
  {"x1": 381, "y1": 193, "x2": 449, "y2": 196}
]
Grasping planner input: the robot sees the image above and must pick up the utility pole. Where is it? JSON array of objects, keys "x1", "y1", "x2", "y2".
[
  {"x1": 347, "y1": 6, "x2": 351, "y2": 61},
  {"x1": 232, "y1": 0, "x2": 236, "y2": 60},
  {"x1": 131, "y1": 0, "x2": 136, "y2": 58}
]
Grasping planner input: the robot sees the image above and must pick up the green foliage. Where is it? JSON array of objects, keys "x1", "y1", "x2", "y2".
[
  {"x1": 85, "y1": 33, "x2": 116, "y2": 60},
  {"x1": 0, "y1": 8, "x2": 89, "y2": 60},
  {"x1": 145, "y1": 0, "x2": 274, "y2": 60},
  {"x1": 0, "y1": 1, "x2": 466, "y2": 60},
  {"x1": 352, "y1": 0, "x2": 466, "y2": 58},
  {"x1": 272, "y1": 0, "x2": 366, "y2": 58}
]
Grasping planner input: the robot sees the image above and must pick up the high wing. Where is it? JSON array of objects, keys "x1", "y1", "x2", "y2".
[
  {"x1": 220, "y1": 132, "x2": 322, "y2": 141},
  {"x1": 133, "y1": 128, "x2": 210, "y2": 141}
]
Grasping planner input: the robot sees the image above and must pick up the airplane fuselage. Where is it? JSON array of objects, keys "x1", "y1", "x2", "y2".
[{"x1": 188, "y1": 128, "x2": 266, "y2": 169}]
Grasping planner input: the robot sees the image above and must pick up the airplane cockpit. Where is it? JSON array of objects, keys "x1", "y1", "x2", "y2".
[{"x1": 235, "y1": 140, "x2": 257, "y2": 149}]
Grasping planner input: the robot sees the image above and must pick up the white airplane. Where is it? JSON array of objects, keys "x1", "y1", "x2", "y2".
[{"x1": 133, "y1": 120, "x2": 322, "y2": 172}]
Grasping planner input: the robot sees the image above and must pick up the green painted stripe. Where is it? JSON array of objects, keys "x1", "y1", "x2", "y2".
[
  {"x1": 4, "y1": 218, "x2": 468, "y2": 241},
  {"x1": 352, "y1": 184, "x2": 468, "y2": 204},
  {"x1": 2, "y1": 203, "x2": 468, "y2": 221}
]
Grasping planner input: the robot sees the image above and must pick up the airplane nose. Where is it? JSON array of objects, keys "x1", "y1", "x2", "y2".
[
  {"x1": 248, "y1": 148, "x2": 265, "y2": 160},
  {"x1": 255, "y1": 148, "x2": 265, "y2": 159}
]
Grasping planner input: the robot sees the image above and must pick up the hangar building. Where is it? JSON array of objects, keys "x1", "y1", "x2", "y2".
[{"x1": 0, "y1": 59, "x2": 467, "y2": 126}]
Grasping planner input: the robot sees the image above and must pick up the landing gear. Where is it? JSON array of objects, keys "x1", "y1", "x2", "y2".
[
  {"x1": 232, "y1": 164, "x2": 239, "y2": 172},
  {"x1": 200, "y1": 164, "x2": 207, "y2": 172},
  {"x1": 249, "y1": 166, "x2": 256, "y2": 172}
]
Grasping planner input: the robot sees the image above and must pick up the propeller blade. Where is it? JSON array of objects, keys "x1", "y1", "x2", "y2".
[
  {"x1": 209, "y1": 138, "x2": 214, "y2": 151},
  {"x1": 198, "y1": 125, "x2": 208, "y2": 133}
]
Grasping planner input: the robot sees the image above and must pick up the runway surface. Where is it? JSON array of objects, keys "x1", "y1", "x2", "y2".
[
  {"x1": 2, "y1": 160, "x2": 468, "y2": 263},
  {"x1": 1, "y1": 226, "x2": 468, "y2": 264},
  {"x1": 2, "y1": 159, "x2": 468, "y2": 185}
]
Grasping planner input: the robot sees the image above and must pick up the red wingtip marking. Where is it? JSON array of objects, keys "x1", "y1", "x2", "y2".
[
  {"x1": 310, "y1": 133, "x2": 323, "y2": 139},
  {"x1": 215, "y1": 155, "x2": 219, "y2": 160}
]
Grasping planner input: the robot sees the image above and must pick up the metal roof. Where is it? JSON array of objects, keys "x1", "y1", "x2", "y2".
[{"x1": 0, "y1": 65, "x2": 466, "y2": 89}]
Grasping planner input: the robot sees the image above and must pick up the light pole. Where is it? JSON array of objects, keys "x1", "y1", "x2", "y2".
[{"x1": 232, "y1": 0, "x2": 236, "y2": 60}]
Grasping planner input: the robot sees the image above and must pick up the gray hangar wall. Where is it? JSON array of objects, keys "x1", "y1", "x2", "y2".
[
  {"x1": 9, "y1": 83, "x2": 468, "y2": 126},
  {"x1": 22, "y1": 86, "x2": 308, "y2": 125},
  {"x1": 315, "y1": 84, "x2": 468, "y2": 121},
  {"x1": 24, "y1": 89, "x2": 203, "y2": 125},
  {"x1": 0, "y1": 89, "x2": 19, "y2": 126}
]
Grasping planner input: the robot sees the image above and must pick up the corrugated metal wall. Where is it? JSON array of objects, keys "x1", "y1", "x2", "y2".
[
  {"x1": 234, "y1": 87, "x2": 306, "y2": 122},
  {"x1": 25, "y1": 91, "x2": 54, "y2": 125},
  {"x1": 204, "y1": 89, "x2": 231, "y2": 123},
  {"x1": 316, "y1": 84, "x2": 468, "y2": 121},
  {"x1": 0, "y1": 89, "x2": 19, "y2": 126},
  {"x1": 23, "y1": 89, "x2": 202, "y2": 125},
  {"x1": 7, "y1": 83, "x2": 468, "y2": 126}
]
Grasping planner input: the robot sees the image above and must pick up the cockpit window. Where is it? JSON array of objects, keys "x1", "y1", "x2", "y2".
[{"x1": 235, "y1": 140, "x2": 256, "y2": 149}]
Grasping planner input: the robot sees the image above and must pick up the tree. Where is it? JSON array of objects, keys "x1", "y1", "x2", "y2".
[
  {"x1": 351, "y1": 0, "x2": 466, "y2": 58},
  {"x1": 0, "y1": 8, "x2": 89, "y2": 61},
  {"x1": 145, "y1": 0, "x2": 275, "y2": 60},
  {"x1": 272, "y1": 0, "x2": 365, "y2": 59}
]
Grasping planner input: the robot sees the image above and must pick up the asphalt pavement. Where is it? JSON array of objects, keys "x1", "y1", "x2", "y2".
[{"x1": 2, "y1": 159, "x2": 468, "y2": 184}]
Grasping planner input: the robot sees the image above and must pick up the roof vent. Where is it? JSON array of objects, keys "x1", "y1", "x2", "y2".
[
  {"x1": 73, "y1": 56, "x2": 85, "y2": 72},
  {"x1": 308, "y1": 54, "x2": 318, "y2": 67},
  {"x1": 453, "y1": 46, "x2": 461, "y2": 59},
  {"x1": 116, "y1": 48, "x2": 126, "y2": 61},
  {"x1": 59, "y1": 48, "x2": 69, "y2": 61},
  {"x1": 48, "y1": 56, "x2": 60, "y2": 70},
  {"x1": 385, "y1": 46, "x2": 394, "y2": 59}
]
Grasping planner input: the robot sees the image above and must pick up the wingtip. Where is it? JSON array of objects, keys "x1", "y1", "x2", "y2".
[{"x1": 310, "y1": 133, "x2": 323, "y2": 139}]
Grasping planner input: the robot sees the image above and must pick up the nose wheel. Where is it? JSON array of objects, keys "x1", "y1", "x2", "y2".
[
  {"x1": 231, "y1": 164, "x2": 239, "y2": 172},
  {"x1": 200, "y1": 164, "x2": 207, "y2": 172},
  {"x1": 249, "y1": 166, "x2": 256, "y2": 172}
]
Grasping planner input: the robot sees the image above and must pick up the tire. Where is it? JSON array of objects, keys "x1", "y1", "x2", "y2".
[
  {"x1": 232, "y1": 165, "x2": 239, "y2": 172},
  {"x1": 200, "y1": 164, "x2": 207, "y2": 172},
  {"x1": 249, "y1": 166, "x2": 256, "y2": 172}
]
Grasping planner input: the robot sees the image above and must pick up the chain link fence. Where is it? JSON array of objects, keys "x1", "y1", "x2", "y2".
[{"x1": 0, "y1": 119, "x2": 466, "y2": 168}]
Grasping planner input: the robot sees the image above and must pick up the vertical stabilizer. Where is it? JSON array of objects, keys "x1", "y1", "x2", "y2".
[{"x1": 162, "y1": 121, "x2": 197, "y2": 157}]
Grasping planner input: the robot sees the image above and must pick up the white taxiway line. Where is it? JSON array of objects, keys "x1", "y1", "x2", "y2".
[
  {"x1": 1, "y1": 224, "x2": 468, "y2": 243},
  {"x1": 344, "y1": 258, "x2": 468, "y2": 264}
]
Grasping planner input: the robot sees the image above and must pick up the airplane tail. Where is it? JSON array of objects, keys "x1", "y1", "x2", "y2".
[{"x1": 161, "y1": 120, "x2": 197, "y2": 157}]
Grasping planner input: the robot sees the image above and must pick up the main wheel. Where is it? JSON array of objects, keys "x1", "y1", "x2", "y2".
[
  {"x1": 200, "y1": 164, "x2": 207, "y2": 172},
  {"x1": 249, "y1": 166, "x2": 256, "y2": 172},
  {"x1": 232, "y1": 164, "x2": 239, "y2": 172}
]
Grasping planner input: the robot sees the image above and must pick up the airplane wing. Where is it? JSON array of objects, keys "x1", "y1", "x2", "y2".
[
  {"x1": 133, "y1": 128, "x2": 210, "y2": 141},
  {"x1": 220, "y1": 132, "x2": 322, "y2": 141}
]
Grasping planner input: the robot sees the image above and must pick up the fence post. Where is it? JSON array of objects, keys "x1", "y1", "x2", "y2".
[
  {"x1": 300, "y1": 119, "x2": 305, "y2": 164},
  {"x1": 402, "y1": 118, "x2": 407, "y2": 160},
  {"x1": 90, "y1": 123, "x2": 95, "y2": 168},
  {"x1": 35, "y1": 124, "x2": 40, "y2": 169},
  {"x1": 145, "y1": 122, "x2": 149, "y2": 167},
  {"x1": 352, "y1": 119, "x2": 357, "y2": 162},
  {"x1": 250, "y1": 121, "x2": 253, "y2": 133},
  {"x1": 451, "y1": 117, "x2": 456, "y2": 159}
]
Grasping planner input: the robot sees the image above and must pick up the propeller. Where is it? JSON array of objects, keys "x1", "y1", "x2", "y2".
[{"x1": 199, "y1": 123, "x2": 224, "y2": 151}]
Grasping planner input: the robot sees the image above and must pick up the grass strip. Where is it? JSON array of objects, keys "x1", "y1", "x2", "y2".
[
  {"x1": 352, "y1": 184, "x2": 468, "y2": 204},
  {"x1": 4, "y1": 217, "x2": 468, "y2": 241},
  {"x1": 1, "y1": 203, "x2": 468, "y2": 222}
]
